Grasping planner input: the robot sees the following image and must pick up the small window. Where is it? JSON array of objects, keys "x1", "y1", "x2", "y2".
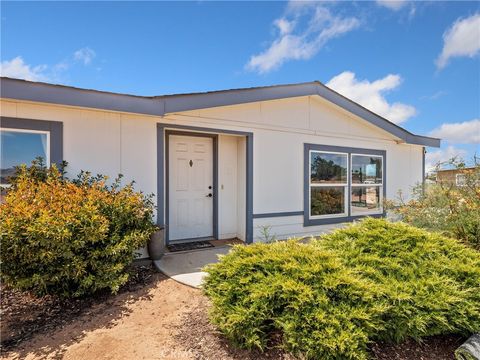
[
  {"x1": 309, "y1": 151, "x2": 348, "y2": 217},
  {"x1": 0, "y1": 128, "x2": 50, "y2": 186}
]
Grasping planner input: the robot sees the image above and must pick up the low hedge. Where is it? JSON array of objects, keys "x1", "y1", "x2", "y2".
[
  {"x1": 203, "y1": 218, "x2": 480, "y2": 360},
  {"x1": 0, "y1": 160, "x2": 157, "y2": 298}
]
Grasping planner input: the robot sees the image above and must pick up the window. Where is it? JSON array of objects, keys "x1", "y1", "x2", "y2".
[
  {"x1": 309, "y1": 151, "x2": 348, "y2": 217},
  {"x1": 0, "y1": 117, "x2": 63, "y2": 187},
  {"x1": 305, "y1": 144, "x2": 385, "y2": 226},
  {"x1": 0, "y1": 129, "x2": 50, "y2": 185},
  {"x1": 351, "y1": 155, "x2": 383, "y2": 215}
]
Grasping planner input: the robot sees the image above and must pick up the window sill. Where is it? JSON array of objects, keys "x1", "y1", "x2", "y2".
[
  {"x1": 309, "y1": 212, "x2": 348, "y2": 220},
  {"x1": 304, "y1": 212, "x2": 385, "y2": 227}
]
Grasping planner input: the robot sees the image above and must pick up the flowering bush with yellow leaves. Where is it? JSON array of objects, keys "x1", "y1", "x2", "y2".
[{"x1": 0, "y1": 159, "x2": 157, "y2": 298}]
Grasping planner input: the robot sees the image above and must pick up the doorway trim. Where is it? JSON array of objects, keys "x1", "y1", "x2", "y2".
[
  {"x1": 157, "y1": 123, "x2": 254, "y2": 245},
  {"x1": 165, "y1": 130, "x2": 218, "y2": 244}
]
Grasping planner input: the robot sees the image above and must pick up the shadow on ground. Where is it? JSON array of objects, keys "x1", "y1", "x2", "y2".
[{"x1": 1, "y1": 266, "x2": 166, "y2": 359}]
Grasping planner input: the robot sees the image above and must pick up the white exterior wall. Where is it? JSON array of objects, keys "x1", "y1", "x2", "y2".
[
  {"x1": 1, "y1": 95, "x2": 424, "y2": 245},
  {"x1": 218, "y1": 135, "x2": 238, "y2": 239},
  {"x1": 173, "y1": 96, "x2": 424, "y2": 241}
]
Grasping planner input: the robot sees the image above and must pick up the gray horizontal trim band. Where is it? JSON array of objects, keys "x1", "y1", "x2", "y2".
[
  {"x1": 1, "y1": 77, "x2": 164, "y2": 116},
  {"x1": 0, "y1": 77, "x2": 440, "y2": 147},
  {"x1": 253, "y1": 211, "x2": 304, "y2": 219},
  {"x1": 159, "y1": 123, "x2": 253, "y2": 136}
]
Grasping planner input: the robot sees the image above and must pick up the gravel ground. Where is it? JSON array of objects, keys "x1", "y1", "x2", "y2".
[{"x1": 1, "y1": 264, "x2": 463, "y2": 360}]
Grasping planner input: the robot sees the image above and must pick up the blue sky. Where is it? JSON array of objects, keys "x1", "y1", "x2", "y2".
[{"x1": 1, "y1": 1, "x2": 479, "y2": 170}]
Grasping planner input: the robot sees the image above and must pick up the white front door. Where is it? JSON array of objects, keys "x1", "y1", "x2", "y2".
[{"x1": 168, "y1": 135, "x2": 214, "y2": 241}]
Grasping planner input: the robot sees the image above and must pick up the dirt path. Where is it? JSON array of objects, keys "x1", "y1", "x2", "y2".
[
  {"x1": 2, "y1": 275, "x2": 198, "y2": 360},
  {"x1": 1, "y1": 273, "x2": 289, "y2": 360}
]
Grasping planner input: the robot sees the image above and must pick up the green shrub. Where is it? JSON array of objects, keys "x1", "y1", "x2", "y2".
[
  {"x1": 0, "y1": 159, "x2": 157, "y2": 298},
  {"x1": 203, "y1": 218, "x2": 480, "y2": 360}
]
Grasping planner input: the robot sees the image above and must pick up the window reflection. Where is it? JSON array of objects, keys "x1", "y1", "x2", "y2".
[
  {"x1": 351, "y1": 155, "x2": 382, "y2": 184},
  {"x1": 0, "y1": 130, "x2": 49, "y2": 185},
  {"x1": 311, "y1": 152, "x2": 347, "y2": 184},
  {"x1": 311, "y1": 187, "x2": 345, "y2": 216},
  {"x1": 351, "y1": 186, "x2": 381, "y2": 215}
]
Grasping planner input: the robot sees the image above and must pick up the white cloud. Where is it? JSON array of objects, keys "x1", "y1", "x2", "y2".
[
  {"x1": 246, "y1": 4, "x2": 360, "y2": 74},
  {"x1": 436, "y1": 13, "x2": 480, "y2": 69},
  {"x1": 1, "y1": 48, "x2": 98, "y2": 83},
  {"x1": 326, "y1": 71, "x2": 416, "y2": 124},
  {"x1": 425, "y1": 145, "x2": 467, "y2": 171},
  {"x1": 74, "y1": 47, "x2": 96, "y2": 65},
  {"x1": 429, "y1": 119, "x2": 480, "y2": 144},
  {"x1": 274, "y1": 18, "x2": 295, "y2": 35},
  {"x1": 376, "y1": 0, "x2": 408, "y2": 11},
  {"x1": 0, "y1": 56, "x2": 48, "y2": 81}
]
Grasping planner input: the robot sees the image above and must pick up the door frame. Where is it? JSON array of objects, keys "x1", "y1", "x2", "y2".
[
  {"x1": 165, "y1": 130, "x2": 218, "y2": 244},
  {"x1": 157, "y1": 123, "x2": 254, "y2": 245}
]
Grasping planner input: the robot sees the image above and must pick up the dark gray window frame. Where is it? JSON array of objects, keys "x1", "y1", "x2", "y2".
[
  {"x1": 157, "y1": 123, "x2": 253, "y2": 244},
  {"x1": 0, "y1": 116, "x2": 63, "y2": 166},
  {"x1": 304, "y1": 143, "x2": 386, "y2": 226}
]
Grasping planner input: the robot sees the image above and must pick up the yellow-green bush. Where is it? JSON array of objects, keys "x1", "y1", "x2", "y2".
[
  {"x1": 0, "y1": 160, "x2": 157, "y2": 298},
  {"x1": 203, "y1": 218, "x2": 480, "y2": 360}
]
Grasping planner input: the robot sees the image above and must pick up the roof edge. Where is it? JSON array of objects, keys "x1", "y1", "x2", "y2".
[{"x1": 0, "y1": 77, "x2": 440, "y2": 147}]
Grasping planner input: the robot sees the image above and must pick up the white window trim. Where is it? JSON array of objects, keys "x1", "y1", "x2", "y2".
[
  {"x1": 0, "y1": 128, "x2": 51, "y2": 187},
  {"x1": 309, "y1": 150, "x2": 349, "y2": 219}
]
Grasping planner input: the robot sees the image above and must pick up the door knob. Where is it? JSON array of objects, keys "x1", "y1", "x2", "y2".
[{"x1": 206, "y1": 193, "x2": 213, "y2": 197}]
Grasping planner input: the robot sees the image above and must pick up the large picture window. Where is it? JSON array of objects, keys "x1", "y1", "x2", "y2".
[{"x1": 304, "y1": 144, "x2": 385, "y2": 226}]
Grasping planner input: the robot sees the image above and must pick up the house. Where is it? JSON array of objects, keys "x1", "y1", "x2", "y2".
[
  {"x1": 0, "y1": 77, "x2": 440, "y2": 257},
  {"x1": 436, "y1": 167, "x2": 478, "y2": 186}
]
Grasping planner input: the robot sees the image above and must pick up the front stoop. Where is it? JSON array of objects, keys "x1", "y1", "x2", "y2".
[{"x1": 153, "y1": 246, "x2": 231, "y2": 288}]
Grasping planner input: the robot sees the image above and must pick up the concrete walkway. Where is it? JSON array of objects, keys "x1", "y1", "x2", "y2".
[{"x1": 153, "y1": 246, "x2": 231, "y2": 288}]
